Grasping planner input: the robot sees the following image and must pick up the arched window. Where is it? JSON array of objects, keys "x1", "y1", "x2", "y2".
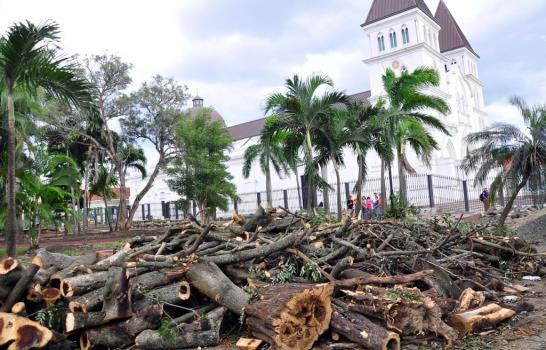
[
  {"x1": 377, "y1": 34, "x2": 385, "y2": 52},
  {"x1": 389, "y1": 30, "x2": 397, "y2": 48},
  {"x1": 401, "y1": 26, "x2": 410, "y2": 44}
]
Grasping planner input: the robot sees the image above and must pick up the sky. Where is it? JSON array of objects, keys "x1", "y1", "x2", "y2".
[{"x1": 1, "y1": 0, "x2": 545, "y2": 129}]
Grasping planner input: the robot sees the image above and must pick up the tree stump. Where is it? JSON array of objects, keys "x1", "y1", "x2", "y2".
[{"x1": 245, "y1": 283, "x2": 334, "y2": 350}]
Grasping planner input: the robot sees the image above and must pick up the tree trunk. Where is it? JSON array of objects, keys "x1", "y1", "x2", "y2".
[
  {"x1": 80, "y1": 305, "x2": 162, "y2": 350},
  {"x1": 6, "y1": 88, "x2": 18, "y2": 257},
  {"x1": 397, "y1": 151, "x2": 407, "y2": 205},
  {"x1": 356, "y1": 150, "x2": 364, "y2": 218},
  {"x1": 186, "y1": 262, "x2": 250, "y2": 315},
  {"x1": 380, "y1": 159, "x2": 387, "y2": 210},
  {"x1": 135, "y1": 307, "x2": 226, "y2": 349},
  {"x1": 0, "y1": 312, "x2": 53, "y2": 349},
  {"x1": 305, "y1": 131, "x2": 314, "y2": 215},
  {"x1": 498, "y1": 176, "x2": 529, "y2": 228},
  {"x1": 83, "y1": 163, "x2": 89, "y2": 232},
  {"x1": 116, "y1": 165, "x2": 127, "y2": 230},
  {"x1": 294, "y1": 166, "x2": 303, "y2": 210},
  {"x1": 334, "y1": 161, "x2": 342, "y2": 222},
  {"x1": 245, "y1": 283, "x2": 333, "y2": 350},
  {"x1": 126, "y1": 156, "x2": 164, "y2": 229},
  {"x1": 321, "y1": 164, "x2": 330, "y2": 215},
  {"x1": 265, "y1": 166, "x2": 273, "y2": 209},
  {"x1": 330, "y1": 301, "x2": 400, "y2": 350}
]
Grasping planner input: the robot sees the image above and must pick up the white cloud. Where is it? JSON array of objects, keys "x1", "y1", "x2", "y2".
[{"x1": 484, "y1": 101, "x2": 523, "y2": 128}]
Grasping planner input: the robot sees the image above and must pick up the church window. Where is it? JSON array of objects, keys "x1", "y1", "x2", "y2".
[
  {"x1": 377, "y1": 34, "x2": 385, "y2": 52},
  {"x1": 402, "y1": 27, "x2": 410, "y2": 44},
  {"x1": 389, "y1": 31, "x2": 397, "y2": 48}
]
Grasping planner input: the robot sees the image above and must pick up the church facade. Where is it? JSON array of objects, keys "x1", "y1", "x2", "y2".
[{"x1": 125, "y1": 0, "x2": 488, "y2": 216}]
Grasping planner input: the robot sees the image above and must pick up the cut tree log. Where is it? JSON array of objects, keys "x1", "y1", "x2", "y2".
[
  {"x1": 135, "y1": 307, "x2": 226, "y2": 349},
  {"x1": 236, "y1": 338, "x2": 263, "y2": 350},
  {"x1": 102, "y1": 267, "x2": 131, "y2": 320},
  {"x1": 0, "y1": 257, "x2": 19, "y2": 275},
  {"x1": 132, "y1": 280, "x2": 191, "y2": 311},
  {"x1": 342, "y1": 286, "x2": 458, "y2": 346},
  {"x1": 330, "y1": 301, "x2": 400, "y2": 350},
  {"x1": 42, "y1": 287, "x2": 61, "y2": 306},
  {"x1": 95, "y1": 247, "x2": 130, "y2": 269},
  {"x1": 0, "y1": 252, "x2": 45, "y2": 312},
  {"x1": 59, "y1": 271, "x2": 110, "y2": 297},
  {"x1": 449, "y1": 303, "x2": 516, "y2": 333},
  {"x1": 186, "y1": 261, "x2": 250, "y2": 315},
  {"x1": 0, "y1": 312, "x2": 53, "y2": 350},
  {"x1": 80, "y1": 305, "x2": 162, "y2": 349},
  {"x1": 95, "y1": 249, "x2": 114, "y2": 262},
  {"x1": 11, "y1": 302, "x2": 26, "y2": 316},
  {"x1": 245, "y1": 283, "x2": 334, "y2": 350},
  {"x1": 335, "y1": 270, "x2": 434, "y2": 288}
]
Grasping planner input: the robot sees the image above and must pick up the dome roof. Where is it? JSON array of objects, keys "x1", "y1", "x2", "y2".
[{"x1": 187, "y1": 95, "x2": 226, "y2": 126}]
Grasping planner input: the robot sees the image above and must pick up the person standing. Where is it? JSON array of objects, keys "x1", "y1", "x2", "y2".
[
  {"x1": 373, "y1": 193, "x2": 382, "y2": 219},
  {"x1": 479, "y1": 188, "x2": 490, "y2": 212},
  {"x1": 364, "y1": 197, "x2": 373, "y2": 220}
]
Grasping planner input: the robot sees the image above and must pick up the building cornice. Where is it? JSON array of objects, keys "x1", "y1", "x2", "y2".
[{"x1": 364, "y1": 42, "x2": 446, "y2": 64}]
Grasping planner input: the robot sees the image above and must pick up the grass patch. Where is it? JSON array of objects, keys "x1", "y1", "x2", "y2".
[
  {"x1": 0, "y1": 246, "x2": 29, "y2": 257},
  {"x1": 51, "y1": 247, "x2": 81, "y2": 256},
  {"x1": 92, "y1": 241, "x2": 122, "y2": 250}
]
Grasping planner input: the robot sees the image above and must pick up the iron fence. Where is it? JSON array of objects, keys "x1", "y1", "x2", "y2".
[{"x1": 85, "y1": 173, "x2": 546, "y2": 226}]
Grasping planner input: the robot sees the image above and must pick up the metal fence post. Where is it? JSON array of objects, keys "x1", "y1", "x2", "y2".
[
  {"x1": 257, "y1": 192, "x2": 261, "y2": 206},
  {"x1": 147, "y1": 204, "x2": 151, "y2": 219},
  {"x1": 192, "y1": 201, "x2": 197, "y2": 217},
  {"x1": 427, "y1": 175, "x2": 435, "y2": 208},
  {"x1": 141, "y1": 204, "x2": 145, "y2": 220},
  {"x1": 175, "y1": 204, "x2": 179, "y2": 220},
  {"x1": 462, "y1": 180, "x2": 470, "y2": 212},
  {"x1": 233, "y1": 198, "x2": 238, "y2": 213},
  {"x1": 345, "y1": 182, "x2": 351, "y2": 201},
  {"x1": 283, "y1": 190, "x2": 288, "y2": 209},
  {"x1": 161, "y1": 201, "x2": 165, "y2": 218}
]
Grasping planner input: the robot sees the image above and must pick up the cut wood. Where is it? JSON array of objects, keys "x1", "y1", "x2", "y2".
[
  {"x1": 135, "y1": 306, "x2": 226, "y2": 349},
  {"x1": 95, "y1": 247, "x2": 130, "y2": 268},
  {"x1": 187, "y1": 261, "x2": 250, "y2": 315},
  {"x1": 0, "y1": 257, "x2": 19, "y2": 274},
  {"x1": 11, "y1": 302, "x2": 26, "y2": 315},
  {"x1": 245, "y1": 283, "x2": 333, "y2": 350},
  {"x1": 330, "y1": 301, "x2": 400, "y2": 350},
  {"x1": 0, "y1": 312, "x2": 53, "y2": 350},
  {"x1": 335, "y1": 270, "x2": 434, "y2": 288},
  {"x1": 80, "y1": 305, "x2": 162, "y2": 349},
  {"x1": 42, "y1": 287, "x2": 61, "y2": 306},
  {"x1": 59, "y1": 270, "x2": 110, "y2": 297},
  {"x1": 243, "y1": 206, "x2": 273, "y2": 232},
  {"x1": 236, "y1": 338, "x2": 262, "y2": 350},
  {"x1": 449, "y1": 303, "x2": 516, "y2": 333},
  {"x1": 102, "y1": 267, "x2": 131, "y2": 321},
  {"x1": 455, "y1": 288, "x2": 485, "y2": 312},
  {"x1": 0, "y1": 252, "x2": 45, "y2": 312},
  {"x1": 95, "y1": 249, "x2": 114, "y2": 262},
  {"x1": 133, "y1": 281, "x2": 191, "y2": 311}
]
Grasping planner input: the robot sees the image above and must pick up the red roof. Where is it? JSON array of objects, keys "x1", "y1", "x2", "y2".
[
  {"x1": 89, "y1": 187, "x2": 131, "y2": 202},
  {"x1": 435, "y1": 0, "x2": 479, "y2": 57},
  {"x1": 363, "y1": 0, "x2": 436, "y2": 27}
]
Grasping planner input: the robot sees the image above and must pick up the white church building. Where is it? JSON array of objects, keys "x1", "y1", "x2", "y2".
[{"x1": 124, "y1": 0, "x2": 488, "y2": 218}]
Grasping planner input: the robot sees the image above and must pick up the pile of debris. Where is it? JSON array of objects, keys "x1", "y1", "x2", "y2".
[{"x1": 0, "y1": 207, "x2": 544, "y2": 350}]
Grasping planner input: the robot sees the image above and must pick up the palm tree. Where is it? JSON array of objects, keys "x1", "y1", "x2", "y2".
[
  {"x1": 280, "y1": 131, "x2": 304, "y2": 210},
  {"x1": 381, "y1": 67, "x2": 450, "y2": 205},
  {"x1": 265, "y1": 74, "x2": 347, "y2": 214},
  {"x1": 0, "y1": 21, "x2": 94, "y2": 256},
  {"x1": 242, "y1": 116, "x2": 288, "y2": 209},
  {"x1": 345, "y1": 101, "x2": 392, "y2": 217},
  {"x1": 462, "y1": 97, "x2": 546, "y2": 228}
]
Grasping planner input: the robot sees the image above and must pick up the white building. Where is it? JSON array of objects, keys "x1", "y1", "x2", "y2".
[{"x1": 126, "y1": 0, "x2": 488, "y2": 217}]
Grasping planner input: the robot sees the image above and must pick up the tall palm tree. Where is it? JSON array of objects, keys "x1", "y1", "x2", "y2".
[
  {"x1": 242, "y1": 116, "x2": 288, "y2": 209},
  {"x1": 280, "y1": 131, "x2": 304, "y2": 210},
  {"x1": 381, "y1": 67, "x2": 450, "y2": 205},
  {"x1": 265, "y1": 74, "x2": 347, "y2": 214},
  {"x1": 345, "y1": 101, "x2": 392, "y2": 217},
  {"x1": 462, "y1": 97, "x2": 546, "y2": 228},
  {"x1": 0, "y1": 21, "x2": 94, "y2": 256}
]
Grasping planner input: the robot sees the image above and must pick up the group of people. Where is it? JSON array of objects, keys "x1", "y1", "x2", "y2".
[{"x1": 347, "y1": 193, "x2": 382, "y2": 219}]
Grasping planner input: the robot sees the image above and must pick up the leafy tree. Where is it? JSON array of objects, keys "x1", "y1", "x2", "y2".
[
  {"x1": 166, "y1": 108, "x2": 237, "y2": 223},
  {"x1": 122, "y1": 75, "x2": 189, "y2": 228},
  {"x1": 265, "y1": 74, "x2": 347, "y2": 214},
  {"x1": 0, "y1": 21, "x2": 94, "y2": 256},
  {"x1": 462, "y1": 97, "x2": 546, "y2": 228},
  {"x1": 381, "y1": 67, "x2": 450, "y2": 205},
  {"x1": 243, "y1": 116, "x2": 289, "y2": 208}
]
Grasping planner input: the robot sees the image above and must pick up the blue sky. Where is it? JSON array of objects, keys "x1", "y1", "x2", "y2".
[{"x1": 1, "y1": 0, "x2": 545, "y2": 128}]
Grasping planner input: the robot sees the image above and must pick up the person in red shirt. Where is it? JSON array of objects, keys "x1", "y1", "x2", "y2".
[{"x1": 373, "y1": 193, "x2": 382, "y2": 218}]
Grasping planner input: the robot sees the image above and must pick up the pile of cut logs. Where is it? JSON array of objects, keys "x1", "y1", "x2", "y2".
[{"x1": 0, "y1": 207, "x2": 544, "y2": 350}]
